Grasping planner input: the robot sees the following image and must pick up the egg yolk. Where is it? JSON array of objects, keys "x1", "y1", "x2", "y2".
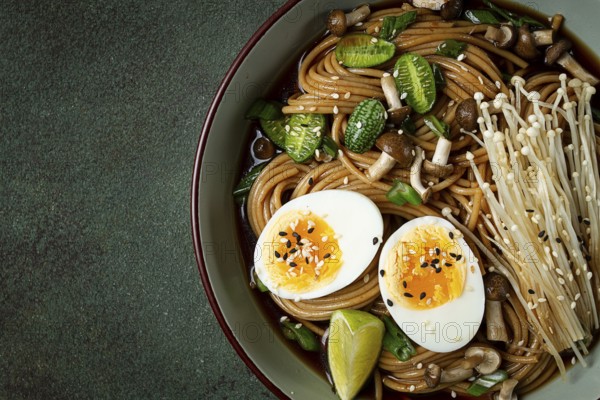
[
  {"x1": 261, "y1": 210, "x2": 343, "y2": 294},
  {"x1": 385, "y1": 224, "x2": 466, "y2": 310}
]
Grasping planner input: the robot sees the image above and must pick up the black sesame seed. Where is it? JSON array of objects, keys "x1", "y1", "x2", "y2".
[
  {"x1": 538, "y1": 230, "x2": 546, "y2": 238},
  {"x1": 292, "y1": 232, "x2": 301, "y2": 239},
  {"x1": 403, "y1": 281, "x2": 407, "y2": 289},
  {"x1": 445, "y1": 263, "x2": 453, "y2": 267},
  {"x1": 404, "y1": 293, "x2": 414, "y2": 298},
  {"x1": 308, "y1": 177, "x2": 314, "y2": 185},
  {"x1": 283, "y1": 254, "x2": 288, "y2": 261},
  {"x1": 290, "y1": 248, "x2": 297, "y2": 254},
  {"x1": 556, "y1": 238, "x2": 562, "y2": 244},
  {"x1": 583, "y1": 218, "x2": 591, "y2": 226},
  {"x1": 305, "y1": 257, "x2": 309, "y2": 264},
  {"x1": 279, "y1": 231, "x2": 287, "y2": 236},
  {"x1": 431, "y1": 259, "x2": 440, "y2": 264},
  {"x1": 503, "y1": 226, "x2": 508, "y2": 231},
  {"x1": 578, "y1": 215, "x2": 583, "y2": 223},
  {"x1": 308, "y1": 227, "x2": 315, "y2": 234},
  {"x1": 420, "y1": 292, "x2": 427, "y2": 300},
  {"x1": 543, "y1": 235, "x2": 549, "y2": 242},
  {"x1": 456, "y1": 254, "x2": 462, "y2": 261},
  {"x1": 436, "y1": 267, "x2": 442, "y2": 274},
  {"x1": 289, "y1": 262, "x2": 297, "y2": 267},
  {"x1": 435, "y1": 248, "x2": 440, "y2": 256},
  {"x1": 324, "y1": 253, "x2": 331, "y2": 259},
  {"x1": 449, "y1": 252, "x2": 457, "y2": 258},
  {"x1": 421, "y1": 262, "x2": 429, "y2": 268},
  {"x1": 274, "y1": 251, "x2": 281, "y2": 258},
  {"x1": 449, "y1": 232, "x2": 454, "y2": 240},
  {"x1": 373, "y1": 237, "x2": 379, "y2": 245},
  {"x1": 286, "y1": 240, "x2": 292, "y2": 248},
  {"x1": 586, "y1": 255, "x2": 592, "y2": 262},
  {"x1": 387, "y1": 299, "x2": 394, "y2": 306},
  {"x1": 380, "y1": 270, "x2": 385, "y2": 277},
  {"x1": 528, "y1": 289, "x2": 535, "y2": 294},
  {"x1": 526, "y1": 209, "x2": 534, "y2": 213}
]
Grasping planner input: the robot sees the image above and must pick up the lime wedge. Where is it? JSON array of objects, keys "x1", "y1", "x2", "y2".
[{"x1": 328, "y1": 310, "x2": 385, "y2": 400}]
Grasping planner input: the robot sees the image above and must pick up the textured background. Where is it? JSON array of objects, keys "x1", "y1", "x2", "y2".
[{"x1": 1, "y1": 0, "x2": 287, "y2": 398}]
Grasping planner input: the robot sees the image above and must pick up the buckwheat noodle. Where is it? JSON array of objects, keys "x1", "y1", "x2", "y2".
[{"x1": 243, "y1": 3, "x2": 600, "y2": 398}]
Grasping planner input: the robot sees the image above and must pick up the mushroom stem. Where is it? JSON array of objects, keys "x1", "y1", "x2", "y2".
[
  {"x1": 381, "y1": 75, "x2": 402, "y2": 110},
  {"x1": 551, "y1": 13, "x2": 564, "y2": 33},
  {"x1": 485, "y1": 299, "x2": 509, "y2": 342},
  {"x1": 461, "y1": 354, "x2": 484, "y2": 370},
  {"x1": 532, "y1": 29, "x2": 554, "y2": 46},
  {"x1": 493, "y1": 378, "x2": 519, "y2": 400},
  {"x1": 367, "y1": 152, "x2": 396, "y2": 181},
  {"x1": 556, "y1": 53, "x2": 600, "y2": 86},
  {"x1": 432, "y1": 137, "x2": 452, "y2": 165},
  {"x1": 411, "y1": 0, "x2": 448, "y2": 11},
  {"x1": 441, "y1": 366, "x2": 474, "y2": 383},
  {"x1": 410, "y1": 147, "x2": 432, "y2": 203},
  {"x1": 346, "y1": 4, "x2": 371, "y2": 26}
]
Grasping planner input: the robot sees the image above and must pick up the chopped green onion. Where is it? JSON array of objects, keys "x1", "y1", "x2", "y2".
[
  {"x1": 379, "y1": 11, "x2": 417, "y2": 41},
  {"x1": 245, "y1": 99, "x2": 283, "y2": 120},
  {"x1": 387, "y1": 180, "x2": 422, "y2": 206},
  {"x1": 252, "y1": 269, "x2": 269, "y2": 293},
  {"x1": 401, "y1": 116, "x2": 416, "y2": 134},
  {"x1": 321, "y1": 135, "x2": 339, "y2": 158},
  {"x1": 436, "y1": 39, "x2": 467, "y2": 59},
  {"x1": 432, "y1": 63, "x2": 446, "y2": 90},
  {"x1": 467, "y1": 370, "x2": 509, "y2": 396},
  {"x1": 424, "y1": 115, "x2": 450, "y2": 139},
  {"x1": 382, "y1": 315, "x2": 417, "y2": 361},
  {"x1": 464, "y1": 9, "x2": 500, "y2": 25},
  {"x1": 281, "y1": 320, "x2": 320, "y2": 352},
  {"x1": 233, "y1": 163, "x2": 266, "y2": 198}
]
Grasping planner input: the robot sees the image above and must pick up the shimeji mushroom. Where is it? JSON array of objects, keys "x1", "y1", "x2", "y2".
[
  {"x1": 493, "y1": 379, "x2": 519, "y2": 400},
  {"x1": 381, "y1": 74, "x2": 412, "y2": 125},
  {"x1": 409, "y1": 147, "x2": 432, "y2": 203},
  {"x1": 366, "y1": 132, "x2": 415, "y2": 181},
  {"x1": 484, "y1": 272, "x2": 510, "y2": 342},
  {"x1": 545, "y1": 39, "x2": 600, "y2": 85},
  {"x1": 422, "y1": 136, "x2": 454, "y2": 178},
  {"x1": 461, "y1": 346, "x2": 502, "y2": 374},
  {"x1": 456, "y1": 98, "x2": 479, "y2": 131},
  {"x1": 514, "y1": 24, "x2": 555, "y2": 60},
  {"x1": 411, "y1": 0, "x2": 448, "y2": 11},
  {"x1": 484, "y1": 24, "x2": 517, "y2": 49},
  {"x1": 327, "y1": 5, "x2": 371, "y2": 37},
  {"x1": 424, "y1": 363, "x2": 474, "y2": 388},
  {"x1": 440, "y1": 0, "x2": 463, "y2": 20}
]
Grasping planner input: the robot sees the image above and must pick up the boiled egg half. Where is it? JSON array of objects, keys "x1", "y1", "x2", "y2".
[
  {"x1": 379, "y1": 216, "x2": 484, "y2": 353},
  {"x1": 254, "y1": 190, "x2": 383, "y2": 301}
]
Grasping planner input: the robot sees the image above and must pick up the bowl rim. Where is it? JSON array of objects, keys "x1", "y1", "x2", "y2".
[{"x1": 191, "y1": 1, "x2": 300, "y2": 399}]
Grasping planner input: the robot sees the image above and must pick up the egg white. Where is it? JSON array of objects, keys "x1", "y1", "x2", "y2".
[
  {"x1": 379, "y1": 216, "x2": 485, "y2": 353},
  {"x1": 254, "y1": 190, "x2": 384, "y2": 301}
]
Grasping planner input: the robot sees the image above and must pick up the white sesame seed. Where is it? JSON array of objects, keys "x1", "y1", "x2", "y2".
[
  {"x1": 451, "y1": 391, "x2": 457, "y2": 399},
  {"x1": 571, "y1": 357, "x2": 577, "y2": 365},
  {"x1": 285, "y1": 125, "x2": 291, "y2": 132},
  {"x1": 538, "y1": 298, "x2": 547, "y2": 303},
  {"x1": 331, "y1": 75, "x2": 340, "y2": 80},
  {"x1": 556, "y1": 268, "x2": 564, "y2": 276},
  {"x1": 558, "y1": 278, "x2": 566, "y2": 285},
  {"x1": 363, "y1": 275, "x2": 370, "y2": 283},
  {"x1": 371, "y1": 37, "x2": 378, "y2": 43},
  {"x1": 333, "y1": 105, "x2": 339, "y2": 114},
  {"x1": 309, "y1": 106, "x2": 317, "y2": 112},
  {"x1": 588, "y1": 272, "x2": 594, "y2": 280},
  {"x1": 393, "y1": 70, "x2": 399, "y2": 78},
  {"x1": 517, "y1": 340, "x2": 525, "y2": 346},
  {"x1": 409, "y1": 385, "x2": 415, "y2": 392},
  {"x1": 331, "y1": 93, "x2": 339, "y2": 99},
  {"x1": 317, "y1": 261, "x2": 325, "y2": 268},
  {"x1": 557, "y1": 295, "x2": 565, "y2": 301},
  {"x1": 312, "y1": 126, "x2": 321, "y2": 133},
  {"x1": 457, "y1": 53, "x2": 466, "y2": 61},
  {"x1": 343, "y1": 177, "x2": 349, "y2": 185},
  {"x1": 416, "y1": 363, "x2": 423, "y2": 369},
  {"x1": 295, "y1": 323, "x2": 302, "y2": 329},
  {"x1": 356, "y1": 121, "x2": 363, "y2": 129},
  {"x1": 400, "y1": 92, "x2": 407, "y2": 100},
  {"x1": 344, "y1": 92, "x2": 351, "y2": 99},
  {"x1": 280, "y1": 316, "x2": 288, "y2": 323}
]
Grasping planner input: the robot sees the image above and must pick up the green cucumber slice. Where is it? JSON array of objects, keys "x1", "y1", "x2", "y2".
[
  {"x1": 284, "y1": 113, "x2": 326, "y2": 163},
  {"x1": 335, "y1": 33, "x2": 396, "y2": 68},
  {"x1": 394, "y1": 53, "x2": 436, "y2": 114},
  {"x1": 380, "y1": 11, "x2": 417, "y2": 41},
  {"x1": 245, "y1": 99, "x2": 283, "y2": 120},
  {"x1": 260, "y1": 117, "x2": 288, "y2": 149},
  {"x1": 344, "y1": 99, "x2": 387, "y2": 153}
]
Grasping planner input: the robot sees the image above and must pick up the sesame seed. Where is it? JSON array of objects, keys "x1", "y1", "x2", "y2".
[
  {"x1": 280, "y1": 316, "x2": 288, "y2": 323},
  {"x1": 445, "y1": 263, "x2": 453, "y2": 267},
  {"x1": 387, "y1": 299, "x2": 394, "y2": 306},
  {"x1": 456, "y1": 254, "x2": 462, "y2": 261},
  {"x1": 436, "y1": 268, "x2": 442, "y2": 274},
  {"x1": 538, "y1": 230, "x2": 546, "y2": 238},
  {"x1": 364, "y1": 275, "x2": 370, "y2": 283},
  {"x1": 583, "y1": 218, "x2": 591, "y2": 225},
  {"x1": 279, "y1": 232, "x2": 287, "y2": 236},
  {"x1": 420, "y1": 292, "x2": 426, "y2": 300},
  {"x1": 322, "y1": 236, "x2": 328, "y2": 242},
  {"x1": 409, "y1": 385, "x2": 415, "y2": 392},
  {"x1": 431, "y1": 259, "x2": 440, "y2": 264},
  {"x1": 274, "y1": 251, "x2": 281, "y2": 258},
  {"x1": 571, "y1": 302, "x2": 577, "y2": 309},
  {"x1": 331, "y1": 93, "x2": 339, "y2": 99},
  {"x1": 449, "y1": 232, "x2": 454, "y2": 240},
  {"x1": 295, "y1": 323, "x2": 302, "y2": 329},
  {"x1": 317, "y1": 261, "x2": 325, "y2": 268},
  {"x1": 404, "y1": 293, "x2": 413, "y2": 298},
  {"x1": 571, "y1": 357, "x2": 577, "y2": 365},
  {"x1": 333, "y1": 105, "x2": 339, "y2": 114},
  {"x1": 557, "y1": 295, "x2": 565, "y2": 301},
  {"x1": 575, "y1": 293, "x2": 581, "y2": 301},
  {"x1": 380, "y1": 269, "x2": 385, "y2": 277},
  {"x1": 331, "y1": 75, "x2": 340, "y2": 80},
  {"x1": 528, "y1": 289, "x2": 535, "y2": 294},
  {"x1": 356, "y1": 121, "x2": 363, "y2": 129},
  {"x1": 289, "y1": 262, "x2": 297, "y2": 268},
  {"x1": 373, "y1": 237, "x2": 379, "y2": 245},
  {"x1": 343, "y1": 177, "x2": 349, "y2": 185},
  {"x1": 344, "y1": 92, "x2": 351, "y2": 99},
  {"x1": 421, "y1": 262, "x2": 428, "y2": 268},
  {"x1": 452, "y1": 391, "x2": 457, "y2": 399},
  {"x1": 417, "y1": 363, "x2": 423, "y2": 369},
  {"x1": 449, "y1": 252, "x2": 457, "y2": 258},
  {"x1": 538, "y1": 298, "x2": 547, "y2": 303}
]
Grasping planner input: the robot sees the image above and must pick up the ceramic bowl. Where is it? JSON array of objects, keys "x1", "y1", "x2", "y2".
[{"x1": 192, "y1": 1, "x2": 600, "y2": 398}]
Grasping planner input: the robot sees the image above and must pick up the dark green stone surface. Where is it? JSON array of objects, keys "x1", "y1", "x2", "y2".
[{"x1": 1, "y1": 0, "x2": 286, "y2": 398}]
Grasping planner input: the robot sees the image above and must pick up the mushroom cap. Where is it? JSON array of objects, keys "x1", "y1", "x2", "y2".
[
  {"x1": 484, "y1": 272, "x2": 511, "y2": 301},
  {"x1": 327, "y1": 9, "x2": 347, "y2": 36},
  {"x1": 485, "y1": 24, "x2": 517, "y2": 49},
  {"x1": 388, "y1": 105, "x2": 412, "y2": 126},
  {"x1": 375, "y1": 132, "x2": 415, "y2": 168},
  {"x1": 514, "y1": 24, "x2": 540, "y2": 60},
  {"x1": 440, "y1": 0, "x2": 463, "y2": 20},
  {"x1": 545, "y1": 38, "x2": 572, "y2": 65},
  {"x1": 456, "y1": 98, "x2": 479, "y2": 132},
  {"x1": 464, "y1": 346, "x2": 502, "y2": 374},
  {"x1": 424, "y1": 364, "x2": 442, "y2": 388}
]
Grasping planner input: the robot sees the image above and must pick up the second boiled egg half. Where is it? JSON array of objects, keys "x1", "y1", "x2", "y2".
[{"x1": 379, "y1": 216, "x2": 485, "y2": 353}]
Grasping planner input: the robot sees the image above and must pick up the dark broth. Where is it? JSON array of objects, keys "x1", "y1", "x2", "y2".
[{"x1": 234, "y1": 1, "x2": 600, "y2": 398}]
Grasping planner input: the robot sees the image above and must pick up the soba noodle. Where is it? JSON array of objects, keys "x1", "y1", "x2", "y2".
[{"x1": 241, "y1": 2, "x2": 600, "y2": 398}]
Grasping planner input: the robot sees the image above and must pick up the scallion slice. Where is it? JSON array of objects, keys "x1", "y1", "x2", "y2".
[{"x1": 387, "y1": 180, "x2": 422, "y2": 206}]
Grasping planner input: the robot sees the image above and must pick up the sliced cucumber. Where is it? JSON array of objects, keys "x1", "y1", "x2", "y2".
[
  {"x1": 394, "y1": 53, "x2": 436, "y2": 114},
  {"x1": 284, "y1": 113, "x2": 326, "y2": 163},
  {"x1": 344, "y1": 99, "x2": 387, "y2": 153},
  {"x1": 260, "y1": 117, "x2": 288, "y2": 149},
  {"x1": 335, "y1": 33, "x2": 396, "y2": 68},
  {"x1": 245, "y1": 99, "x2": 283, "y2": 120}
]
